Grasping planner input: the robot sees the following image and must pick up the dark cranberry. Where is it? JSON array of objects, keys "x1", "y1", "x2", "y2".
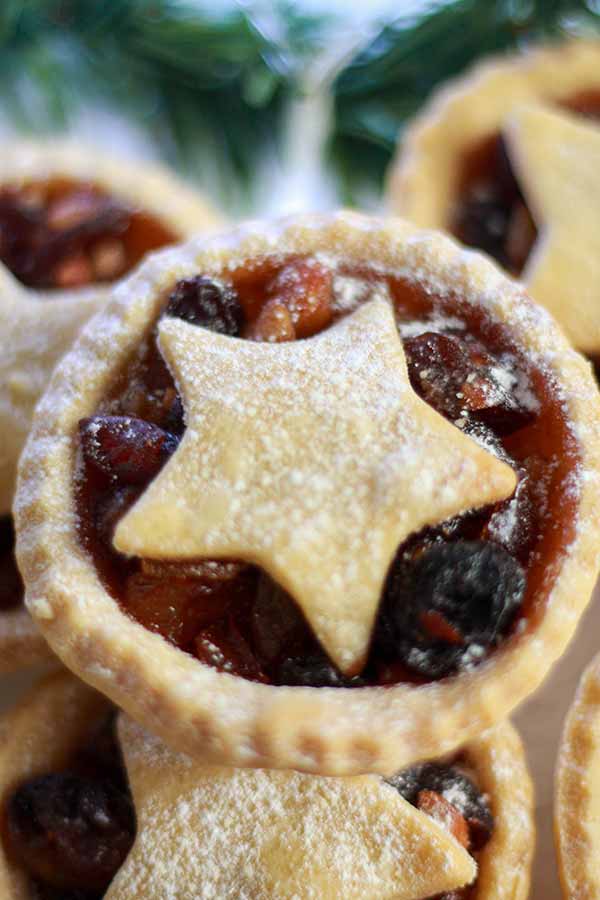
[
  {"x1": 123, "y1": 570, "x2": 232, "y2": 650},
  {"x1": 165, "y1": 276, "x2": 244, "y2": 336},
  {"x1": 94, "y1": 486, "x2": 141, "y2": 551},
  {"x1": 6, "y1": 773, "x2": 135, "y2": 893},
  {"x1": 79, "y1": 416, "x2": 179, "y2": 485},
  {"x1": 404, "y1": 332, "x2": 535, "y2": 435},
  {"x1": 250, "y1": 576, "x2": 312, "y2": 672},
  {"x1": 378, "y1": 540, "x2": 525, "y2": 679},
  {"x1": 389, "y1": 762, "x2": 493, "y2": 851},
  {"x1": 453, "y1": 194, "x2": 514, "y2": 268},
  {"x1": 0, "y1": 515, "x2": 23, "y2": 611},
  {"x1": 194, "y1": 619, "x2": 266, "y2": 682},
  {"x1": 249, "y1": 575, "x2": 364, "y2": 687},
  {"x1": 451, "y1": 135, "x2": 536, "y2": 274}
]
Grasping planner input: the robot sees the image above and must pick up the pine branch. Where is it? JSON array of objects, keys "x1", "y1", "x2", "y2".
[
  {"x1": 0, "y1": 1, "x2": 323, "y2": 209},
  {"x1": 330, "y1": 0, "x2": 600, "y2": 202}
]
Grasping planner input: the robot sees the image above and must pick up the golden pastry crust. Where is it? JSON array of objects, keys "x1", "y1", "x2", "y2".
[
  {"x1": 108, "y1": 718, "x2": 533, "y2": 900},
  {"x1": 0, "y1": 671, "x2": 110, "y2": 900},
  {"x1": 388, "y1": 39, "x2": 600, "y2": 352},
  {"x1": 0, "y1": 139, "x2": 222, "y2": 672},
  {"x1": 15, "y1": 211, "x2": 600, "y2": 775},
  {"x1": 388, "y1": 39, "x2": 600, "y2": 228},
  {"x1": 0, "y1": 673, "x2": 533, "y2": 899},
  {"x1": 467, "y1": 722, "x2": 534, "y2": 899},
  {"x1": 556, "y1": 651, "x2": 600, "y2": 898}
]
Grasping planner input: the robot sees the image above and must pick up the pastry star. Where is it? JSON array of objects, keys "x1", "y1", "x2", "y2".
[
  {"x1": 504, "y1": 102, "x2": 600, "y2": 354},
  {"x1": 114, "y1": 298, "x2": 516, "y2": 674},
  {"x1": 106, "y1": 716, "x2": 476, "y2": 900},
  {"x1": 0, "y1": 278, "x2": 103, "y2": 514}
]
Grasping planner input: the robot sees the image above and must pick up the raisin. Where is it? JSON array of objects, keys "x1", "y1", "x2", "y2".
[
  {"x1": 123, "y1": 570, "x2": 233, "y2": 650},
  {"x1": 389, "y1": 762, "x2": 493, "y2": 851},
  {"x1": 417, "y1": 789, "x2": 470, "y2": 848},
  {"x1": 0, "y1": 515, "x2": 23, "y2": 611},
  {"x1": 378, "y1": 540, "x2": 525, "y2": 679},
  {"x1": 265, "y1": 259, "x2": 333, "y2": 338},
  {"x1": 6, "y1": 773, "x2": 135, "y2": 893},
  {"x1": 404, "y1": 331, "x2": 535, "y2": 435},
  {"x1": 247, "y1": 299, "x2": 296, "y2": 342},
  {"x1": 79, "y1": 416, "x2": 178, "y2": 485},
  {"x1": 165, "y1": 276, "x2": 244, "y2": 336},
  {"x1": 274, "y1": 654, "x2": 364, "y2": 688}
]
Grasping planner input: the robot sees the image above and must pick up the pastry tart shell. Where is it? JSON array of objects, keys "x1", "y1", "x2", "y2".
[
  {"x1": 0, "y1": 140, "x2": 222, "y2": 672},
  {"x1": 14, "y1": 212, "x2": 600, "y2": 775},
  {"x1": 387, "y1": 38, "x2": 600, "y2": 231}
]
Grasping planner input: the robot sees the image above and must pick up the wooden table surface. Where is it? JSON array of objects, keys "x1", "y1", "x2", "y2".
[{"x1": 3, "y1": 580, "x2": 599, "y2": 897}]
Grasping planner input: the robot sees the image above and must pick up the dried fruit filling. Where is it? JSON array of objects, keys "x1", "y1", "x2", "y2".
[
  {"x1": 451, "y1": 90, "x2": 600, "y2": 276},
  {"x1": 76, "y1": 254, "x2": 578, "y2": 688},
  {"x1": 3, "y1": 714, "x2": 135, "y2": 900},
  {"x1": 0, "y1": 178, "x2": 176, "y2": 289},
  {"x1": 390, "y1": 756, "x2": 493, "y2": 899}
]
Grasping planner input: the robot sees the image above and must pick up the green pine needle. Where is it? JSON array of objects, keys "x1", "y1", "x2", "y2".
[{"x1": 331, "y1": 0, "x2": 600, "y2": 202}]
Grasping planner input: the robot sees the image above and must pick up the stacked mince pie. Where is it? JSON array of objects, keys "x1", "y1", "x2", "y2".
[
  {"x1": 3, "y1": 53, "x2": 600, "y2": 891},
  {"x1": 0, "y1": 139, "x2": 221, "y2": 673}
]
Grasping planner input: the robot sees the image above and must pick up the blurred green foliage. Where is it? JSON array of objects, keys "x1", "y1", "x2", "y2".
[{"x1": 1, "y1": 1, "x2": 599, "y2": 208}]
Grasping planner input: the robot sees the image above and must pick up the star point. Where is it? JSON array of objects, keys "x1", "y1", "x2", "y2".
[
  {"x1": 505, "y1": 102, "x2": 600, "y2": 354},
  {"x1": 114, "y1": 299, "x2": 516, "y2": 673}
]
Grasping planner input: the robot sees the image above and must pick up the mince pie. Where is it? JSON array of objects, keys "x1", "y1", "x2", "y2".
[
  {"x1": 0, "y1": 672, "x2": 534, "y2": 899},
  {"x1": 388, "y1": 38, "x2": 600, "y2": 356},
  {"x1": 14, "y1": 212, "x2": 600, "y2": 774},
  {"x1": 0, "y1": 139, "x2": 221, "y2": 672},
  {"x1": 556, "y1": 651, "x2": 600, "y2": 898}
]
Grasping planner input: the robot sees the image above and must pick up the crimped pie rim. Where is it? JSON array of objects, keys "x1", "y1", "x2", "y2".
[
  {"x1": 14, "y1": 210, "x2": 600, "y2": 776},
  {"x1": 555, "y1": 651, "x2": 600, "y2": 897}
]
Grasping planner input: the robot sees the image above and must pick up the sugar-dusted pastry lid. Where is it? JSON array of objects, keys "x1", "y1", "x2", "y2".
[
  {"x1": 0, "y1": 672, "x2": 534, "y2": 899},
  {"x1": 0, "y1": 139, "x2": 223, "y2": 672},
  {"x1": 15, "y1": 211, "x2": 600, "y2": 775},
  {"x1": 0, "y1": 671, "x2": 110, "y2": 899},
  {"x1": 108, "y1": 717, "x2": 532, "y2": 900},
  {"x1": 388, "y1": 39, "x2": 600, "y2": 229},
  {"x1": 556, "y1": 651, "x2": 600, "y2": 897},
  {"x1": 469, "y1": 721, "x2": 533, "y2": 899}
]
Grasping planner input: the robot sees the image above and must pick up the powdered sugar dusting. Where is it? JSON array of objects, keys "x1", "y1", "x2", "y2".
[
  {"x1": 109, "y1": 717, "x2": 475, "y2": 900},
  {"x1": 114, "y1": 298, "x2": 516, "y2": 673}
]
